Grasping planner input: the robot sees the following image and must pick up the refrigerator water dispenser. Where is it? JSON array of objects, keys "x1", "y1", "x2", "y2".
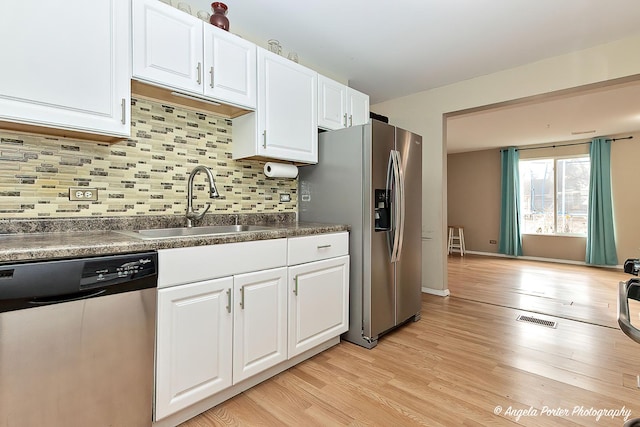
[{"x1": 374, "y1": 189, "x2": 390, "y2": 231}]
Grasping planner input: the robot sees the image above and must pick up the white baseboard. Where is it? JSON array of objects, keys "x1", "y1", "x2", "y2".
[
  {"x1": 463, "y1": 250, "x2": 623, "y2": 269},
  {"x1": 422, "y1": 287, "x2": 450, "y2": 297}
]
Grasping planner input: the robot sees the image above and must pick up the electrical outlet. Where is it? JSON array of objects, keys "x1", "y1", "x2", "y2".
[
  {"x1": 69, "y1": 187, "x2": 98, "y2": 201},
  {"x1": 280, "y1": 193, "x2": 291, "y2": 202},
  {"x1": 489, "y1": 240, "x2": 497, "y2": 244}
]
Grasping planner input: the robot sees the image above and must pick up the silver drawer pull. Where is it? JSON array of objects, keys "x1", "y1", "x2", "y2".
[{"x1": 317, "y1": 244, "x2": 332, "y2": 249}]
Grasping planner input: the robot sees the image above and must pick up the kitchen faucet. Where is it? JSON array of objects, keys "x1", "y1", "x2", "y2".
[{"x1": 186, "y1": 165, "x2": 219, "y2": 227}]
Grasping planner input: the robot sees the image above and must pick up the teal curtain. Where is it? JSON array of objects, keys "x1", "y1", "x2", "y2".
[
  {"x1": 586, "y1": 138, "x2": 618, "y2": 265},
  {"x1": 499, "y1": 147, "x2": 523, "y2": 256}
]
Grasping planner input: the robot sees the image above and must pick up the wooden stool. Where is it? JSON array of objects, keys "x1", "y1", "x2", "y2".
[{"x1": 447, "y1": 226, "x2": 465, "y2": 256}]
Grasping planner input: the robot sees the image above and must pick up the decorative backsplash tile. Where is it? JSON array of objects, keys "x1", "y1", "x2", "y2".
[{"x1": 0, "y1": 98, "x2": 297, "y2": 218}]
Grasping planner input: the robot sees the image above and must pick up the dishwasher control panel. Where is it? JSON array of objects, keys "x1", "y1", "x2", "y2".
[
  {"x1": 81, "y1": 253, "x2": 157, "y2": 289},
  {"x1": 0, "y1": 251, "x2": 158, "y2": 314}
]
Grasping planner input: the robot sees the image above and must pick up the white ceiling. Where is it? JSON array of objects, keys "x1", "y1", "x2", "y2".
[
  {"x1": 446, "y1": 79, "x2": 640, "y2": 153},
  {"x1": 180, "y1": 0, "x2": 640, "y2": 152}
]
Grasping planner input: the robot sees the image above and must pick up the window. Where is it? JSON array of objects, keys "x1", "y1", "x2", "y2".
[{"x1": 519, "y1": 156, "x2": 590, "y2": 235}]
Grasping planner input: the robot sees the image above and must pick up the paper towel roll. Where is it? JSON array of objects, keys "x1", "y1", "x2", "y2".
[{"x1": 264, "y1": 162, "x2": 298, "y2": 178}]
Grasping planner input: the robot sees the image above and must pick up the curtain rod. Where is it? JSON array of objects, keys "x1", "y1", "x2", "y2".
[{"x1": 500, "y1": 135, "x2": 633, "y2": 152}]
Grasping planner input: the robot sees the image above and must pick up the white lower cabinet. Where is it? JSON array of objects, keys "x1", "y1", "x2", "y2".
[
  {"x1": 154, "y1": 234, "x2": 348, "y2": 423},
  {"x1": 155, "y1": 276, "x2": 233, "y2": 421},
  {"x1": 288, "y1": 255, "x2": 350, "y2": 357},
  {"x1": 233, "y1": 267, "x2": 287, "y2": 383}
]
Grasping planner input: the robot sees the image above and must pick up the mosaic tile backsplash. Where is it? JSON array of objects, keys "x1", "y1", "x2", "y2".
[{"x1": 0, "y1": 98, "x2": 298, "y2": 218}]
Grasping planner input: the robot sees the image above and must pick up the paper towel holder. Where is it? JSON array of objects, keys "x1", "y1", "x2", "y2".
[{"x1": 264, "y1": 162, "x2": 299, "y2": 178}]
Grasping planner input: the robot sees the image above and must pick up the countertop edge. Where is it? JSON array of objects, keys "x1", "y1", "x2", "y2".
[{"x1": 0, "y1": 223, "x2": 350, "y2": 263}]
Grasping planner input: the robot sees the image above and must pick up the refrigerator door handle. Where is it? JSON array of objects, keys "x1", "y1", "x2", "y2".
[
  {"x1": 390, "y1": 150, "x2": 402, "y2": 262},
  {"x1": 386, "y1": 151, "x2": 396, "y2": 260},
  {"x1": 395, "y1": 151, "x2": 406, "y2": 259}
]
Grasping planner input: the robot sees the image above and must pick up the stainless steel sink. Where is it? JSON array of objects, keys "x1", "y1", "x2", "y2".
[{"x1": 116, "y1": 225, "x2": 273, "y2": 240}]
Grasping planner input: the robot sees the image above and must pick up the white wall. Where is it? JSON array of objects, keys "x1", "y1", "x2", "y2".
[{"x1": 371, "y1": 34, "x2": 640, "y2": 294}]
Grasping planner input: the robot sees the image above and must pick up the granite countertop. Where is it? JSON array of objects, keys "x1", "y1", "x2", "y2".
[{"x1": 0, "y1": 214, "x2": 349, "y2": 263}]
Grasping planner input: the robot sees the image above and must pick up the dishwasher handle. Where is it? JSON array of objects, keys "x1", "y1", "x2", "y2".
[
  {"x1": 29, "y1": 289, "x2": 107, "y2": 306},
  {"x1": 618, "y1": 278, "x2": 640, "y2": 345}
]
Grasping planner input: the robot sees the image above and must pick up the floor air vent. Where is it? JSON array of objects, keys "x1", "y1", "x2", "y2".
[{"x1": 516, "y1": 315, "x2": 557, "y2": 329}]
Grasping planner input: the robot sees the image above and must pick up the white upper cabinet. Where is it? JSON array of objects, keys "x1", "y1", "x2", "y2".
[
  {"x1": 347, "y1": 87, "x2": 370, "y2": 128},
  {"x1": 132, "y1": 0, "x2": 204, "y2": 94},
  {"x1": 0, "y1": 0, "x2": 130, "y2": 138},
  {"x1": 203, "y1": 25, "x2": 257, "y2": 109},
  {"x1": 233, "y1": 48, "x2": 318, "y2": 163},
  {"x1": 318, "y1": 76, "x2": 347, "y2": 130},
  {"x1": 132, "y1": 0, "x2": 256, "y2": 109},
  {"x1": 317, "y1": 74, "x2": 369, "y2": 130}
]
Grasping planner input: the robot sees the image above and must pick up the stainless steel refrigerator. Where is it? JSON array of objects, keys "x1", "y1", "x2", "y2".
[{"x1": 299, "y1": 120, "x2": 422, "y2": 349}]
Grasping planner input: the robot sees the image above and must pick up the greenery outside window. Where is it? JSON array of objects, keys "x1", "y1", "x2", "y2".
[{"x1": 519, "y1": 156, "x2": 590, "y2": 235}]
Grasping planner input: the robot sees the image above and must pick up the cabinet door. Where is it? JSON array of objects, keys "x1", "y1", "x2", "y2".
[
  {"x1": 203, "y1": 25, "x2": 256, "y2": 109},
  {"x1": 288, "y1": 256, "x2": 350, "y2": 357},
  {"x1": 132, "y1": 0, "x2": 204, "y2": 95},
  {"x1": 318, "y1": 75, "x2": 347, "y2": 130},
  {"x1": 347, "y1": 88, "x2": 370, "y2": 127},
  {"x1": 258, "y1": 48, "x2": 318, "y2": 163},
  {"x1": 155, "y1": 277, "x2": 233, "y2": 421},
  {"x1": 0, "y1": 0, "x2": 130, "y2": 137},
  {"x1": 233, "y1": 267, "x2": 287, "y2": 383}
]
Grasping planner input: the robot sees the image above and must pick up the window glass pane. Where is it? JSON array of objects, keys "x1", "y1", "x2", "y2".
[
  {"x1": 556, "y1": 157, "x2": 590, "y2": 234},
  {"x1": 519, "y1": 159, "x2": 554, "y2": 234}
]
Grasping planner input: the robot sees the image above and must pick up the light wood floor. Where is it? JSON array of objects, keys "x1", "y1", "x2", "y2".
[
  {"x1": 181, "y1": 256, "x2": 640, "y2": 426},
  {"x1": 448, "y1": 254, "x2": 632, "y2": 329}
]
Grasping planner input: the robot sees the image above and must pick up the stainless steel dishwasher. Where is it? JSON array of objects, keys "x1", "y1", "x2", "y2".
[{"x1": 0, "y1": 251, "x2": 158, "y2": 427}]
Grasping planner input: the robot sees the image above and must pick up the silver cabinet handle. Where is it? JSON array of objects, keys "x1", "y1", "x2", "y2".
[
  {"x1": 262, "y1": 130, "x2": 267, "y2": 149},
  {"x1": 317, "y1": 244, "x2": 332, "y2": 249},
  {"x1": 239, "y1": 286, "x2": 245, "y2": 309},
  {"x1": 226, "y1": 289, "x2": 231, "y2": 313},
  {"x1": 120, "y1": 98, "x2": 126, "y2": 125},
  {"x1": 349, "y1": 114, "x2": 353, "y2": 127},
  {"x1": 210, "y1": 66, "x2": 215, "y2": 88},
  {"x1": 197, "y1": 62, "x2": 202, "y2": 85},
  {"x1": 343, "y1": 113, "x2": 348, "y2": 128},
  {"x1": 293, "y1": 276, "x2": 298, "y2": 295}
]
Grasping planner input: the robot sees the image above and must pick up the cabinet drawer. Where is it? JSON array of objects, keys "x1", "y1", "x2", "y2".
[
  {"x1": 287, "y1": 232, "x2": 348, "y2": 265},
  {"x1": 158, "y1": 239, "x2": 287, "y2": 288}
]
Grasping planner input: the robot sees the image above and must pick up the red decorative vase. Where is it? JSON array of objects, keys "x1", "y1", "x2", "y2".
[{"x1": 209, "y1": 2, "x2": 229, "y2": 31}]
